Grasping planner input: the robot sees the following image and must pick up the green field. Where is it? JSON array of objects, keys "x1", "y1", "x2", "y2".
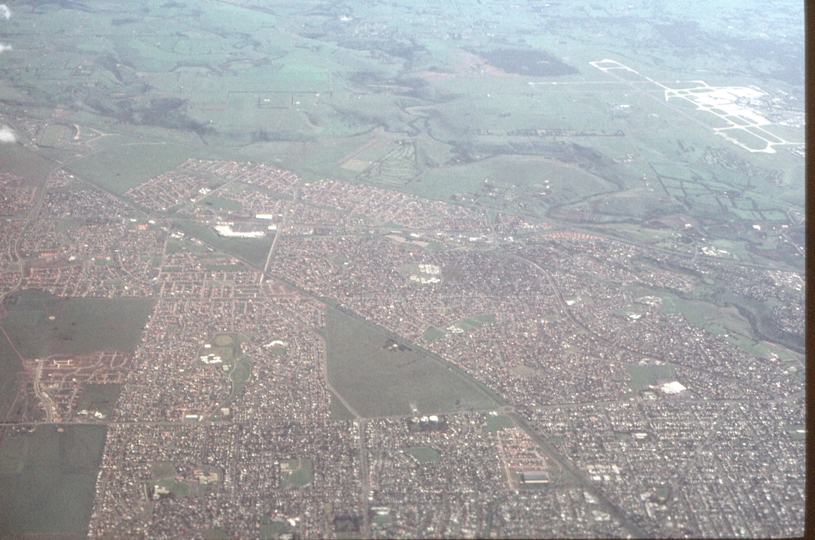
[
  {"x1": 39, "y1": 124, "x2": 73, "y2": 148},
  {"x1": 406, "y1": 154, "x2": 616, "y2": 214},
  {"x1": 280, "y1": 458, "x2": 314, "y2": 488},
  {"x1": 154, "y1": 476, "x2": 191, "y2": 498},
  {"x1": 420, "y1": 326, "x2": 446, "y2": 342},
  {"x1": 406, "y1": 447, "x2": 441, "y2": 464},
  {"x1": 484, "y1": 413, "x2": 515, "y2": 434},
  {"x1": 511, "y1": 364, "x2": 540, "y2": 378},
  {"x1": 653, "y1": 284, "x2": 804, "y2": 355},
  {"x1": 328, "y1": 392, "x2": 356, "y2": 421},
  {"x1": 625, "y1": 363, "x2": 678, "y2": 392},
  {"x1": 200, "y1": 333, "x2": 243, "y2": 365},
  {"x1": 372, "y1": 514, "x2": 393, "y2": 526},
  {"x1": 65, "y1": 142, "x2": 193, "y2": 195},
  {"x1": 0, "y1": 425, "x2": 106, "y2": 539},
  {"x1": 229, "y1": 357, "x2": 252, "y2": 388},
  {"x1": 165, "y1": 235, "x2": 211, "y2": 255},
  {"x1": 259, "y1": 519, "x2": 292, "y2": 540},
  {"x1": 198, "y1": 195, "x2": 244, "y2": 212},
  {"x1": 0, "y1": 290, "x2": 154, "y2": 359},
  {"x1": 0, "y1": 336, "x2": 20, "y2": 423},
  {"x1": 0, "y1": 143, "x2": 57, "y2": 188},
  {"x1": 151, "y1": 461, "x2": 177, "y2": 479},
  {"x1": 320, "y1": 307, "x2": 499, "y2": 418}
]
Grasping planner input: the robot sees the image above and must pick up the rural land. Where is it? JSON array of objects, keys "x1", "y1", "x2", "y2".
[{"x1": 0, "y1": 0, "x2": 805, "y2": 539}]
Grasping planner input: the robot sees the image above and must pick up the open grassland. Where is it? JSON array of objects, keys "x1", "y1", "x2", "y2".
[
  {"x1": 200, "y1": 333, "x2": 243, "y2": 365},
  {"x1": 407, "y1": 153, "x2": 619, "y2": 221},
  {"x1": 320, "y1": 307, "x2": 499, "y2": 418},
  {"x1": 328, "y1": 392, "x2": 356, "y2": 421},
  {"x1": 0, "y1": 337, "x2": 20, "y2": 420},
  {"x1": 0, "y1": 424, "x2": 106, "y2": 539},
  {"x1": 0, "y1": 144, "x2": 57, "y2": 188},
  {"x1": 65, "y1": 143, "x2": 192, "y2": 195},
  {"x1": 0, "y1": 290, "x2": 154, "y2": 359},
  {"x1": 484, "y1": 413, "x2": 515, "y2": 434},
  {"x1": 453, "y1": 313, "x2": 496, "y2": 331},
  {"x1": 39, "y1": 124, "x2": 74, "y2": 148},
  {"x1": 420, "y1": 326, "x2": 446, "y2": 342}
]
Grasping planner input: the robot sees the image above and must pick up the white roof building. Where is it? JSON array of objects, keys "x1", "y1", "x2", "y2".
[{"x1": 660, "y1": 381, "x2": 687, "y2": 394}]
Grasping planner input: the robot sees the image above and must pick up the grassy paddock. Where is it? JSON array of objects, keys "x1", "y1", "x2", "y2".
[
  {"x1": 0, "y1": 290, "x2": 154, "y2": 359},
  {"x1": 66, "y1": 143, "x2": 192, "y2": 195},
  {"x1": 485, "y1": 413, "x2": 515, "y2": 434},
  {"x1": 0, "y1": 424, "x2": 106, "y2": 539},
  {"x1": 320, "y1": 307, "x2": 499, "y2": 418}
]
